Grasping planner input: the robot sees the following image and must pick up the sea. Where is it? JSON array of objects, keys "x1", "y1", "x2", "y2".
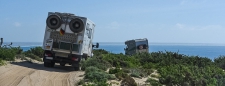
[{"x1": 3, "y1": 42, "x2": 225, "y2": 60}]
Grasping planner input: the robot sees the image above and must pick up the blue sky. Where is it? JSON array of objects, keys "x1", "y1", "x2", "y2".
[{"x1": 0, "y1": 0, "x2": 225, "y2": 43}]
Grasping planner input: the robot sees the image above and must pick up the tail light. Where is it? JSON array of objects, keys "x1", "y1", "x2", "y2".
[
  {"x1": 71, "y1": 57, "x2": 78, "y2": 61},
  {"x1": 45, "y1": 53, "x2": 52, "y2": 57}
]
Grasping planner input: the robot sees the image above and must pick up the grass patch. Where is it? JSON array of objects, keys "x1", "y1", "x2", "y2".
[
  {"x1": 84, "y1": 66, "x2": 116, "y2": 82},
  {"x1": 0, "y1": 59, "x2": 6, "y2": 66},
  {"x1": 25, "y1": 53, "x2": 42, "y2": 61},
  {"x1": 81, "y1": 57, "x2": 111, "y2": 71},
  {"x1": 121, "y1": 75, "x2": 137, "y2": 86},
  {"x1": 146, "y1": 78, "x2": 162, "y2": 86}
]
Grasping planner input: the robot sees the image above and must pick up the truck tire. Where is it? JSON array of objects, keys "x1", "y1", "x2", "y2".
[
  {"x1": 69, "y1": 18, "x2": 84, "y2": 33},
  {"x1": 72, "y1": 63, "x2": 80, "y2": 71},
  {"x1": 74, "y1": 67, "x2": 80, "y2": 71},
  {"x1": 44, "y1": 62, "x2": 50, "y2": 67},
  {"x1": 44, "y1": 62, "x2": 55, "y2": 67},
  {"x1": 46, "y1": 15, "x2": 62, "y2": 30},
  {"x1": 50, "y1": 62, "x2": 55, "y2": 67}
]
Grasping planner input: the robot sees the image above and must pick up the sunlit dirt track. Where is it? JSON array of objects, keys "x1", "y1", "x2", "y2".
[{"x1": 0, "y1": 61, "x2": 84, "y2": 86}]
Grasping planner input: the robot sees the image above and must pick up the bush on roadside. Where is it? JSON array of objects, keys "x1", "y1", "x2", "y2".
[
  {"x1": 109, "y1": 67, "x2": 122, "y2": 74},
  {"x1": 24, "y1": 46, "x2": 44, "y2": 58},
  {"x1": 214, "y1": 56, "x2": 225, "y2": 70},
  {"x1": 25, "y1": 53, "x2": 42, "y2": 61},
  {"x1": 146, "y1": 78, "x2": 162, "y2": 86},
  {"x1": 0, "y1": 58, "x2": 6, "y2": 66},
  {"x1": 81, "y1": 57, "x2": 111, "y2": 71},
  {"x1": 0, "y1": 48, "x2": 16, "y2": 61},
  {"x1": 121, "y1": 75, "x2": 137, "y2": 86},
  {"x1": 84, "y1": 66, "x2": 115, "y2": 82}
]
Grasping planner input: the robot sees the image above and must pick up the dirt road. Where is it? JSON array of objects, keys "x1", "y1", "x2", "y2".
[{"x1": 0, "y1": 61, "x2": 84, "y2": 86}]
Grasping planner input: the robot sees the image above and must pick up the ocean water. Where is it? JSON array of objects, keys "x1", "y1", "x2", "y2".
[{"x1": 3, "y1": 42, "x2": 225, "y2": 60}]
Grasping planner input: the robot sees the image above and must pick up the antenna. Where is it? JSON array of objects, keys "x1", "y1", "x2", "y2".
[{"x1": 0, "y1": 38, "x2": 3, "y2": 47}]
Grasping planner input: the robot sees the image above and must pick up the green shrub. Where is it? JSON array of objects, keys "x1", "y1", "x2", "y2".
[
  {"x1": 101, "y1": 53, "x2": 140, "y2": 68},
  {"x1": 146, "y1": 78, "x2": 162, "y2": 86},
  {"x1": 130, "y1": 68, "x2": 147, "y2": 78},
  {"x1": 24, "y1": 46, "x2": 44, "y2": 58},
  {"x1": 77, "y1": 79, "x2": 85, "y2": 85},
  {"x1": 0, "y1": 48, "x2": 16, "y2": 61},
  {"x1": 0, "y1": 59, "x2": 6, "y2": 66},
  {"x1": 92, "y1": 49, "x2": 109, "y2": 57},
  {"x1": 151, "y1": 74, "x2": 160, "y2": 78},
  {"x1": 25, "y1": 53, "x2": 42, "y2": 61},
  {"x1": 214, "y1": 56, "x2": 225, "y2": 70},
  {"x1": 109, "y1": 67, "x2": 122, "y2": 74},
  {"x1": 89, "y1": 50, "x2": 225, "y2": 85},
  {"x1": 83, "y1": 80, "x2": 110, "y2": 86},
  {"x1": 84, "y1": 66, "x2": 115, "y2": 82},
  {"x1": 122, "y1": 68, "x2": 130, "y2": 73},
  {"x1": 115, "y1": 71, "x2": 128, "y2": 80},
  {"x1": 81, "y1": 57, "x2": 111, "y2": 71},
  {"x1": 121, "y1": 75, "x2": 137, "y2": 86},
  {"x1": 15, "y1": 54, "x2": 27, "y2": 60}
]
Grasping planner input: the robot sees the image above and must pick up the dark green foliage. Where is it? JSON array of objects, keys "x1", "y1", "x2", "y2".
[
  {"x1": 91, "y1": 49, "x2": 225, "y2": 86},
  {"x1": 214, "y1": 56, "x2": 225, "y2": 70},
  {"x1": 146, "y1": 78, "x2": 162, "y2": 86},
  {"x1": 101, "y1": 53, "x2": 140, "y2": 68},
  {"x1": 24, "y1": 47, "x2": 44, "y2": 58},
  {"x1": 92, "y1": 49, "x2": 109, "y2": 57},
  {"x1": 0, "y1": 47, "x2": 19, "y2": 61},
  {"x1": 0, "y1": 58, "x2": 6, "y2": 66},
  {"x1": 15, "y1": 54, "x2": 27, "y2": 60},
  {"x1": 81, "y1": 57, "x2": 111, "y2": 71},
  {"x1": 21, "y1": 46, "x2": 44, "y2": 61},
  {"x1": 84, "y1": 66, "x2": 115, "y2": 82},
  {"x1": 121, "y1": 75, "x2": 137, "y2": 86},
  {"x1": 77, "y1": 79, "x2": 85, "y2": 85},
  {"x1": 11, "y1": 46, "x2": 23, "y2": 54},
  {"x1": 82, "y1": 80, "x2": 110, "y2": 86},
  {"x1": 130, "y1": 68, "x2": 147, "y2": 78},
  {"x1": 25, "y1": 53, "x2": 42, "y2": 61},
  {"x1": 115, "y1": 71, "x2": 129, "y2": 80},
  {"x1": 109, "y1": 67, "x2": 122, "y2": 74}
]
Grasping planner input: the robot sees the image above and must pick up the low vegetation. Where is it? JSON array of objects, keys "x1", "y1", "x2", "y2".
[
  {"x1": 81, "y1": 49, "x2": 225, "y2": 86},
  {"x1": 0, "y1": 46, "x2": 43, "y2": 66},
  {"x1": 1, "y1": 47, "x2": 225, "y2": 86}
]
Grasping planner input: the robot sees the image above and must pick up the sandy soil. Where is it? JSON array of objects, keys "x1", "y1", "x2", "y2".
[{"x1": 0, "y1": 60, "x2": 84, "y2": 86}]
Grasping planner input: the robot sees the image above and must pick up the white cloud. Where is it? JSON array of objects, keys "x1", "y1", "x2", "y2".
[
  {"x1": 105, "y1": 21, "x2": 120, "y2": 29},
  {"x1": 14, "y1": 22, "x2": 21, "y2": 27}
]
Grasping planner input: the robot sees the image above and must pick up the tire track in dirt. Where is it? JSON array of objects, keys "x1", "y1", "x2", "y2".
[
  {"x1": 0, "y1": 65, "x2": 35, "y2": 86},
  {"x1": 0, "y1": 62, "x2": 84, "y2": 86}
]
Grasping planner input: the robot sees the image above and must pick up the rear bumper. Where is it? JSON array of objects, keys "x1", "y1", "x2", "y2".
[
  {"x1": 44, "y1": 55, "x2": 82, "y2": 64},
  {"x1": 53, "y1": 56, "x2": 81, "y2": 63}
]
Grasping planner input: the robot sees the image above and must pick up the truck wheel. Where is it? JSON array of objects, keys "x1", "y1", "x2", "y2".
[
  {"x1": 44, "y1": 62, "x2": 50, "y2": 67},
  {"x1": 50, "y1": 62, "x2": 55, "y2": 67},
  {"x1": 74, "y1": 67, "x2": 80, "y2": 71},
  {"x1": 72, "y1": 63, "x2": 80, "y2": 71}
]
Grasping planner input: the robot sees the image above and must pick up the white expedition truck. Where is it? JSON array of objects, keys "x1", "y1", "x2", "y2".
[
  {"x1": 124, "y1": 38, "x2": 149, "y2": 55},
  {"x1": 42, "y1": 12, "x2": 99, "y2": 70}
]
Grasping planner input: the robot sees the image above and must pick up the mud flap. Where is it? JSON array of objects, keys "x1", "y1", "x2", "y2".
[{"x1": 72, "y1": 62, "x2": 80, "y2": 71}]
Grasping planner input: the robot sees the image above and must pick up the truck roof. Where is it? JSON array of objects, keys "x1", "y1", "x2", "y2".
[{"x1": 125, "y1": 38, "x2": 148, "y2": 44}]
